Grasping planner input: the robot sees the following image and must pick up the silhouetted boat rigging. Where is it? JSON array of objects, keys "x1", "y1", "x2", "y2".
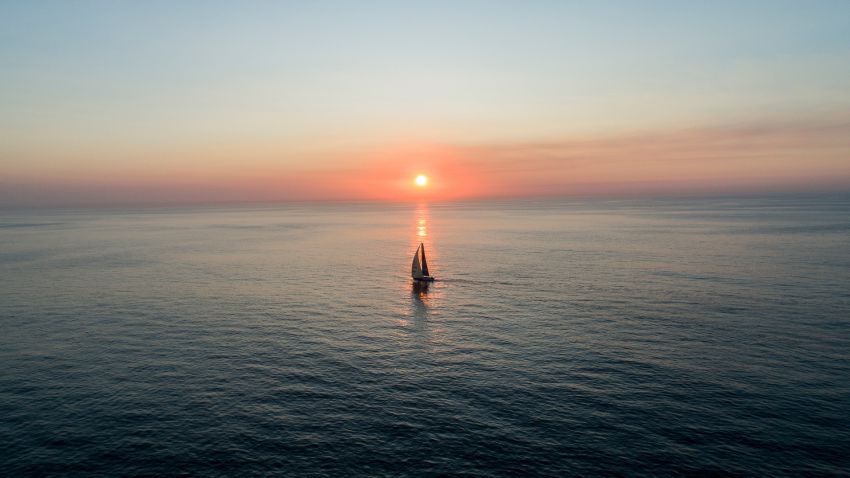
[{"x1": 411, "y1": 243, "x2": 435, "y2": 282}]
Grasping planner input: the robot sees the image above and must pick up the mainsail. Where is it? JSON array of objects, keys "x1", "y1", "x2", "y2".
[
  {"x1": 420, "y1": 243, "x2": 429, "y2": 277},
  {"x1": 411, "y1": 244, "x2": 424, "y2": 279}
]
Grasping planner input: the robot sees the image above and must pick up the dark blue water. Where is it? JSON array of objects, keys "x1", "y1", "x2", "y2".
[{"x1": 2, "y1": 197, "x2": 849, "y2": 476}]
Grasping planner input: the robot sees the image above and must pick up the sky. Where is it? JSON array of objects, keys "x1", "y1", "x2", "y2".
[{"x1": 2, "y1": 1, "x2": 850, "y2": 205}]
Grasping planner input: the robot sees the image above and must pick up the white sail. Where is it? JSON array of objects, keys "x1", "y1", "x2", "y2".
[{"x1": 411, "y1": 244, "x2": 424, "y2": 279}]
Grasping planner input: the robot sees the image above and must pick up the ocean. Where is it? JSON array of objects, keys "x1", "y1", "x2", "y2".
[{"x1": 1, "y1": 197, "x2": 849, "y2": 476}]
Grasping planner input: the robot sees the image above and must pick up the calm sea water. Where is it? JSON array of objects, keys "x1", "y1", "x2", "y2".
[{"x1": 1, "y1": 197, "x2": 849, "y2": 476}]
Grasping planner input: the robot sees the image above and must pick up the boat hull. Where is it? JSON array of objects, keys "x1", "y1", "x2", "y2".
[{"x1": 413, "y1": 276, "x2": 435, "y2": 282}]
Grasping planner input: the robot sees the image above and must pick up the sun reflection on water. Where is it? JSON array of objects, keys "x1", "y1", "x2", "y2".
[{"x1": 411, "y1": 202, "x2": 431, "y2": 253}]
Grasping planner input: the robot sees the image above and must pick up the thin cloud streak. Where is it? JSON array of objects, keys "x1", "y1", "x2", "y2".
[{"x1": 452, "y1": 115, "x2": 850, "y2": 197}]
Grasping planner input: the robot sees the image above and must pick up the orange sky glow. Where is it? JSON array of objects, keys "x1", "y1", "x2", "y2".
[{"x1": 5, "y1": 115, "x2": 848, "y2": 206}]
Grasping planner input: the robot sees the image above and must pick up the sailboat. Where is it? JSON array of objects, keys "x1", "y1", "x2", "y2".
[{"x1": 411, "y1": 242, "x2": 435, "y2": 282}]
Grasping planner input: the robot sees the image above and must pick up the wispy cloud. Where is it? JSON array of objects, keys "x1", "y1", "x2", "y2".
[{"x1": 446, "y1": 115, "x2": 850, "y2": 197}]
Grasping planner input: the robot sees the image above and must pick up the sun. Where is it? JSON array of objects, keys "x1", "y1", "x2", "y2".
[{"x1": 415, "y1": 174, "x2": 428, "y2": 187}]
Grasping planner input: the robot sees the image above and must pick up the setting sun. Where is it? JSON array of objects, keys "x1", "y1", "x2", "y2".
[{"x1": 415, "y1": 175, "x2": 428, "y2": 187}]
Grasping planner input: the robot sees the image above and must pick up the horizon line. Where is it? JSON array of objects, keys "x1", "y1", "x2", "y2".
[{"x1": 4, "y1": 188, "x2": 850, "y2": 212}]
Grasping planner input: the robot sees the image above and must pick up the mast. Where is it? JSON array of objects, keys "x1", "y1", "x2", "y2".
[{"x1": 420, "y1": 243, "x2": 429, "y2": 276}]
